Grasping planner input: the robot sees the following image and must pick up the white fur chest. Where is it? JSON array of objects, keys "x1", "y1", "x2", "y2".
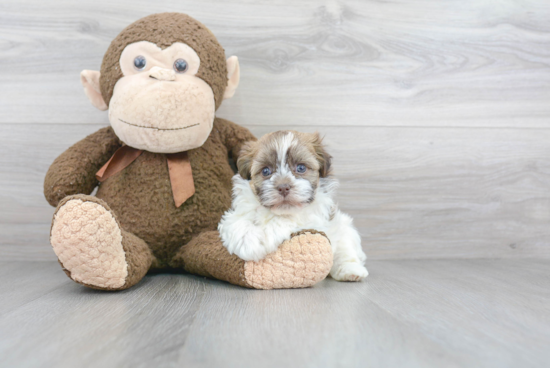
[{"x1": 218, "y1": 175, "x2": 336, "y2": 261}]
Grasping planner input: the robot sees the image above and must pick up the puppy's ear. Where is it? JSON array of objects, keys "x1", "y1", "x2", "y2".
[
  {"x1": 237, "y1": 141, "x2": 256, "y2": 180},
  {"x1": 311, "y1": 133, "x2": 332, "y2": 177}
]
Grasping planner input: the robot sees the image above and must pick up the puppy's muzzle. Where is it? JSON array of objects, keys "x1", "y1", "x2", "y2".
[{"x1": 277, "y1": 184, "x2": 291, "y2": 197}]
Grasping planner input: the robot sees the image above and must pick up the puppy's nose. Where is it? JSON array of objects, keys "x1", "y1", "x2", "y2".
[
  {"x1": 277, "y1": 184, "x2": 291, "y2": 197},
  {"x1": 149, "y1": 66, "x2": 176, "y2": 81}
]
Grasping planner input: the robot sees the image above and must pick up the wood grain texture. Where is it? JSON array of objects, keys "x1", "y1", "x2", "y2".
[
  {"x1": 1, "y1": 0, "x2": 550, "y2": 127},
  {"x1": 1, "y1": 124, "x2": 549, "y2": 261},
  {"x1": 0, "y1": 259, "x2": 549, "y2": 368},
  {"x1": 0, "y1": 262, "x2": 207, "y2": 368},
  {"x1": 0, "y1": 262, "x2": 70, "y2": 316}
]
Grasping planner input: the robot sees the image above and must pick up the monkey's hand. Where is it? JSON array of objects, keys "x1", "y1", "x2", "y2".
[
  {"x1": 44, "y1": 127, "x2": 121, "y2": 207},
  {"x1": 214, "y1": 117, "x2": 257, "y2": 162}
]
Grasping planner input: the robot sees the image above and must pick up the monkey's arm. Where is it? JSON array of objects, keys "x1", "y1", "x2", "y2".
[
  {"x1": 44, "y1": 127, "x2": 122, "y2": 207},
  {"x1": 214, "y1": 117, "x2": 257, "y2": 160}
]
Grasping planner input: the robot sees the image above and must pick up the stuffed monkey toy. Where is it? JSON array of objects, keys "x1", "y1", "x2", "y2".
[{"x1": 44, "y1": 13, "x2": 333, "y2": 290}]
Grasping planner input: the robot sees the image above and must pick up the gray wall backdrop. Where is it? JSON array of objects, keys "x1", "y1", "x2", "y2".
[{"x1": 1, "y1": 0, "x2": 549, "y2": 261}]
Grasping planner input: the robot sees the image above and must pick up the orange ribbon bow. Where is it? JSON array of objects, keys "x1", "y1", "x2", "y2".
[{"x1": 95, "y1": 146, "x2": 195, "y2": 208}]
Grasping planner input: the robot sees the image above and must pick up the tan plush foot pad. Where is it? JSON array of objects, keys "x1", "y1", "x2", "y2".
[
  {"x1": 243, "y1": 230, "x2": 333, "y2": 290},
  {"x1": 50, "y1": 195, "x2": 128, "y2": 289}
]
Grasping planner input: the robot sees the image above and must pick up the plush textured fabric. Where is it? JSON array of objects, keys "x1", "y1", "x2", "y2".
[
  {"x1": 51, "y1": 194, "x2": 154, "y2": 290},
  {"x1": 108, "y1": 57, "x2": 217, "y2": 153},
  {"x1": 44, "y1": 127, "x2": 121, "y2": 207},
  {"x1": 100, "y1": 13, "x2": 227, "y2": 110},
  {"x1": 172, "y1": 230, "x2": 250, "y2": 287},
  {"x1": 96, "y1": 147, "x2": 196, "y2": 208},
  {"x1": 244, "y1": 230, "x2": 333, "y2": 289},
  {"x1": 119, "y1": 228, "x2": 155, "y2": 289},
  {"x1": 45, "y1": 118, "x2": 255, "y2": 272},
  {"x1": 173, "y1": 230, "x2": 332, "y2": 289},
  {"x1": 51, "y1": 196, "x2": 127, "y2": 289},
  {"x1": 81, "y1": 70, "x2": 108, "y2": 110}
]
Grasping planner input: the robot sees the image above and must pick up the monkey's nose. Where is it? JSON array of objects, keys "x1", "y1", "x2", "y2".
[
  {"x1": 149, "y1": 66, "x2": 176, "y2": 81},
  {"x1": 277, "y1": 184, "x2": 291, "y2": 197}
]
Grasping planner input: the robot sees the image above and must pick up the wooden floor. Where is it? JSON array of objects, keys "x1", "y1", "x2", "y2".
[{"x1": 0, "y1": 259, "x2": 548, "y2": 368}]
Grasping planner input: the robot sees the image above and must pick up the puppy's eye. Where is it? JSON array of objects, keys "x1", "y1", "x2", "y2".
[
  {"x1": 174, "y1": 59, "x2": 188, "y2": 73},
  {"x1": 296, "y1": 164, "x2": 307, "y2": 174},
  {"x1": 261, "y1": 167, "x2": 272, "y2": 177},
  {"x1": 133, "y1": 55, "x2": 146, "y2": 71}
]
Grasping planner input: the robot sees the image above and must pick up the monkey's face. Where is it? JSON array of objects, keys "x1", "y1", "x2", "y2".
[
  {"x1": 107, "y1": 41, "x2": 215, "y2": 153},
  {"x1": 80, "y1": 13, "x2": 240, "y2": 153}
]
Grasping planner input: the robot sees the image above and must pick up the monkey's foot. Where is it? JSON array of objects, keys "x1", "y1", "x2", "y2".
[
  {"x1": 243, "y1": 230, "x2": 333, "y2": 289},
  {"x1": 176, "y1": 230, "x2": 333, "y2": 290},
  {"x1": 50, "y1": 195, "x2": 152, "y2": 291}
]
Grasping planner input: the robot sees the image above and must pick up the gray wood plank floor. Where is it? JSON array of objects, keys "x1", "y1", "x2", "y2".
[{"x1": 1, "y1": 259, "x2": 548, "y2": 368}]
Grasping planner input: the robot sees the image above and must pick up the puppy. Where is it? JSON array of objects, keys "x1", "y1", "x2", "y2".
[{"x1": 218, "y1": 130, "x2": 368, "y2": 282}]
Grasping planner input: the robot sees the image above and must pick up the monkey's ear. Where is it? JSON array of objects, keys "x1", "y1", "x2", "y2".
[
  {"x1": 236, "y1": 141, "x2": 255, "y2": 180},
  {"x1": 312, "y1": 133, "x2": 332, "y2": 178},
  {"x1": 80, "y1": 70, "x2": 108, "y2": 111},
  {"x1": 223, "y1": 56, "x2": 240, "y2": 100}
]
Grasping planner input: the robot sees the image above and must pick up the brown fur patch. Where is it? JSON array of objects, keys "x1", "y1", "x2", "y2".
[
  {"x1": 100, "y1": 13, "x2": 228, "y2": 110},
  {"x1": 286, "y1": 138, "x2": 321, "y2": 185},
  {"x1": 171, "y1": 230, "x2": 250, "y2": 288},
  {"x1": 236, "y1": 140, "x2": 258, "y2": 180},
  {"x1": 300, "y1": 132, "x2": 332, "y2": 178}
]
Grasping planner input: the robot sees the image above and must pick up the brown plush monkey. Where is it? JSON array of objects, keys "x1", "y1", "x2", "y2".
[{"x1": 44, "y1": 13, "x2": 333, "y2": 290}]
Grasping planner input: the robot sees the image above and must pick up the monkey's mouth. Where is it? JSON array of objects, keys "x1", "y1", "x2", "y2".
[{"x1": 118, "y1": 118, "x2": 200, "y2": 131}]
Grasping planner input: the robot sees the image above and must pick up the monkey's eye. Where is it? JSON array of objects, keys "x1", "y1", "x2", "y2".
[
  {"x1": 296, "y1": 164, "x2": 307, "y2": 174},
  {"x1": 133, "y1": 55, "x2": 146, "y2": 71},
  {"x1": 261, "y1": 167, "x2": 272, "y2": 177},
  {"x1": 173, "y1": 59, "x2": 188, "y2": 73}
]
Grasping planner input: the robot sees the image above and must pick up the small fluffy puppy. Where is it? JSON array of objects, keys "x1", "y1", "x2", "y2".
[{"x1": 218, "y1": 131, "x2": 368, "y2": 282}]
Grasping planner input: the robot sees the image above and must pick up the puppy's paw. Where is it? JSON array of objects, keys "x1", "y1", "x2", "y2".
[
  {"x1": 331, "y1": 262, "x2": 368, "y2": 282},
  {"x1": 234, "y1": 244, "x2": 268, "y2": 262},
  {"x1": 229, "y1": 232, "x2": 269, "y2": 262}
]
